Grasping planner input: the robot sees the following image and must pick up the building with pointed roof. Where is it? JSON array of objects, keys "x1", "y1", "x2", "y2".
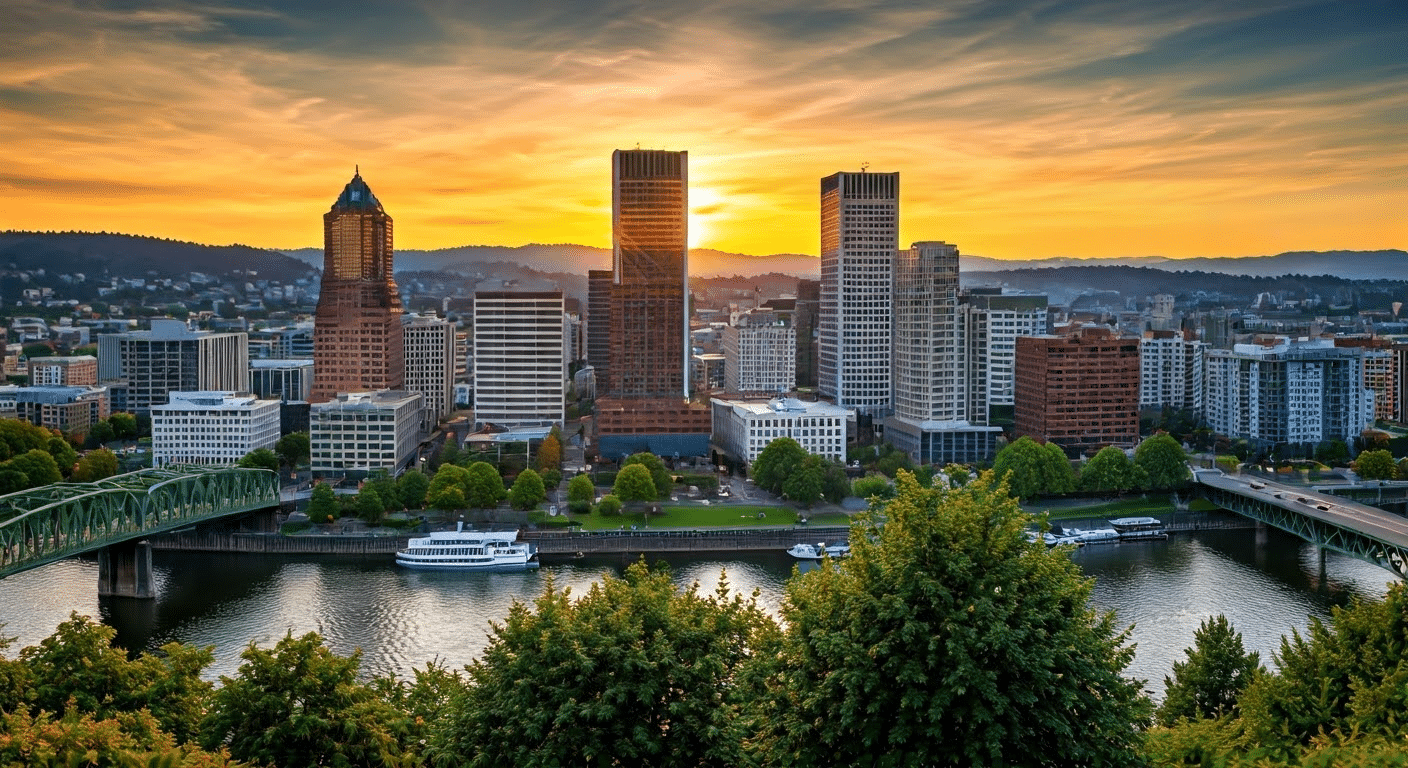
[{"x1": 311, "y1": 170, "x2": 405, "y2": 403}]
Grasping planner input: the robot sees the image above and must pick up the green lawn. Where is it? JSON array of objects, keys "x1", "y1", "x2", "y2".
[{"x1": 1034, "y1": 496, "x2": 1218, "y2": 521}]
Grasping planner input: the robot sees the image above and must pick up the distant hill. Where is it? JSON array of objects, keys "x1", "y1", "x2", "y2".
[
  {"x1": 279, "y1": 243, "x2": 820, "y2": 279},
  {"x1": 962, "y1": 250, "x2": 1408, "y2": 280},
  {"x1": 0, "y1": 231, "x2": 315, "y2": 284}
]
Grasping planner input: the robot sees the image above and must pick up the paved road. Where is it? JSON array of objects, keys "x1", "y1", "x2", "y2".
[{"x1": 1195, "y1": 469, "x2": 1408, "y2": 549}]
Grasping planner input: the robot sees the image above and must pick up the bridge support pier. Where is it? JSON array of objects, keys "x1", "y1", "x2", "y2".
[{"x1": 98, "y1": 540, "x2": 155, "y2": 599}]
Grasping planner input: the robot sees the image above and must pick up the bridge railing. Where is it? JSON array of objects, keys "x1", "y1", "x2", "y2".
[{"x1": 0, "y1": 465, "x2": 279, "y2": 579}]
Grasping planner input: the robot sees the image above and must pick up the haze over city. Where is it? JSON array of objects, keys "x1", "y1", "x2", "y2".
[{"x1": 3, "y1": 0, "x2": 1403, "y2": 261}]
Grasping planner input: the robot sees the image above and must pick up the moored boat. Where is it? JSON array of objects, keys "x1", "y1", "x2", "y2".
[
  {"x1": 1108, "y1": 516, "x2": 1168, "y2": 541},
  {"x1": 395, "y1": 523, "x2": 540, "y2": 571},
  {"x1": 787, "y1": 542, "x2": 850, "y2": 559}
]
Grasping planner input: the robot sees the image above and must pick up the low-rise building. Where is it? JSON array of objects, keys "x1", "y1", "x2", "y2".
[
  {"x1": 309, "y1": 390, "x2": 423, "y2": 477},
  {"x1": 711, "y1": 397, "x2": 850, "y2": 464},
  {"x1": 0, "y1": 385, "x2": 110, "y2": 438},
  {"x1": 151, "y1": 391, "x2": 281, "y2": 468},
  {"x1": 28, "y1": 356, "x2": 99, "y2": 387}
]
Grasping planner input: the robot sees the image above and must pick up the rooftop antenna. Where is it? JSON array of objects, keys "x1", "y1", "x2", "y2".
[{"x1": 355, "y1": 164, "x2": 360, "y2": 176}]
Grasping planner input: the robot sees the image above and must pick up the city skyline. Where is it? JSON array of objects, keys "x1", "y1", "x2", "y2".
[{"x1": 2, "y1": 1, "x2": 1402, "y2": 261}]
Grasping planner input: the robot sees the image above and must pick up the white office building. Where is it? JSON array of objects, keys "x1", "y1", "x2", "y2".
[
  {"x1": 151, "y1": 391, "x2": 281, "y2": 468},
  {"x1": 711, "y1": 397, "x2": 851, "y2": 464},
  {"x1": 1205, "y1": 337, "x2": 1373, "y2": 447},
  {"x1": 403, "y1": 312, "x2": 457, "y2": 434},
  {"x1": 98, "y1": 319, "x2": 248, "y2": 414},
  {"x1": 1139, "y1": 330, "x2": 1206, "y2": 413},
  {"x1": 818, "y1": 170, "x2": 898, "y2": 417},
  {"x1": 723, "y1": 310, "x2": 796, "y2": 395},
  {"x1": 473, "y1": 291, "x2": 565, "y2": 429},
  {"x1": 960, "y1": 290, "x2": 1048, "y2": 407},
  {"x1": 309, "y1": 390, "x2": 423, "y2": 476}
]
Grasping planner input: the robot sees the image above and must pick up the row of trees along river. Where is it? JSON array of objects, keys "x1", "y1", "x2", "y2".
[{"x1": 2, "y1": 471, "x2": 1407, "y2": 766}]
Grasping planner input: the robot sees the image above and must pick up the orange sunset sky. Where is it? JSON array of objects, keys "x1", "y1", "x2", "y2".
[{"x1": 1, "y1": 0, "x2": 1403, "y2": 261}]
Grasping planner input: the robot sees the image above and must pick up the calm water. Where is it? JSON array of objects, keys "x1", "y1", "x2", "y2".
[{"x1": 0, "y1": 527, "x2": 1398, "y2": 697}]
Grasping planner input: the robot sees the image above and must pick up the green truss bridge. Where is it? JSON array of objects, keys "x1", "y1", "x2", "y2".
[
  {"x1": 1194, "y1": 468, "x2": 1408, "y2": 577},
  {"x1": 0, "y1": 466, "x2": 280, "y2": 597}
]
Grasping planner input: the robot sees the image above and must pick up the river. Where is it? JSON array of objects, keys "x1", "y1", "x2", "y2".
[{"x1": 0, "y1": 526, "x2": 1398, "y2": 698}]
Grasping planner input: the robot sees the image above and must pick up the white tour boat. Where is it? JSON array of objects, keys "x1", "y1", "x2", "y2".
[
  {"x1": 395, "y1": 523, "x2": 540, "y2": 571},
  {"x1": 786, "y1": 541, "x2": 850, "y2": 559},
  {"x1": 1108, "y1": 516, "x2": 1168, "y2": 541}
]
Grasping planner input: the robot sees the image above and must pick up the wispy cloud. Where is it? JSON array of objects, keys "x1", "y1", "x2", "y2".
[{"x1": 0, "y1": 0, "x2": 1402, "y2": 259}]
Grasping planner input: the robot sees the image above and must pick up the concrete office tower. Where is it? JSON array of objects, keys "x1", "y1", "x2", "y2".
[
  {"x1": 885, "y1": 242, "x2": 998, "y2": 464},
  {"x1": 311, "y1": 170, "x2": 404, "y2": 403},
  {"x1": 960, "y1": 289, "x2": 1049, "y2": 407},
  {"x1": 596, "y1": 149, "x2": 711, "y2": 459},
  {"x1": 403, "y1": 312, "x2": 456, "y2": 434},
  {"x1": 473, "y1": 291, "x2": 564, "y2": 429},
  {"x1": 586, "y1": 269, "x2": 613, "y2": 384},
  {"x1": 794, "y1": 278, "x2": 820, "y2": 388},
  {"x1": 1139, "y1": 330, "x2": 1206, "y2": 414},
  {"x1": 723, "y1": 310, "x2": 796, "y2": 395},
  {"x1": 818, "y1": 170, "x2": 898, "y2": 418},
  {"x1": 309, "y1": 390, "x2": 423, "y2": 477},
  {"x1": 151, "y1": 391, "x2": 281, "y2": 468},
  {"x1": 97, "y1": 319, "x2": 247, "y2": 414},
  {"x1": 249, "y1": 359, "x2": 314, "y2": 402},
  {"x1": 1015, "y1": 325, "x2": 1141, "y2": 455},
  {"x1": 1205, "y1": 337, "x2": 1373, "y2": 447}
]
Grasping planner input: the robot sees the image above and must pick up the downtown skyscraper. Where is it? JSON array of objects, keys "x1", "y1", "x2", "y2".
[
  {"x1": 311, "y1": 171, "x2": 404, "y2": 403},
  {"x1": 595, "y1": 149, "x2": 710, "y2": 458},
  {"x1": 818, "y1": 170, "x2": 899, "y2": 419}
]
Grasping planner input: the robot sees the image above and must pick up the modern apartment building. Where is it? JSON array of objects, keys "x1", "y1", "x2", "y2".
[
  {"x1": 0, "y1": 385, "x2": 109, "y2": 438},
  {"x1": 309, "y1": 390, "x2": 423, "y2": 476},
  {"x1": 311, "y1": 170, "x2": 404, "y2": 403},
  {"x1": 151, "y1": 391, "x2": 281, "y2": 468},
  {"x1": 722, "y1": 310, "x2": 796, "y2": 395},
  {"x1": 818, "y1": 170, "x2": 898, "y2": 418},
  {"x1": 1015, "y1": 325, "x2": 1141, "y2": 455},
  {"x1": 1334, "y1": 336, "x2": 1395, "y2": 422},
  {"x1": 97, "y1": 319, "x2": 248, "y2": 414},
  {"x1": 711, "y1": 397, "x2": 850, "y2": 464},
  {"x1": 960, "y1": 289, "x2": 1048, "y2": 407},
  {"x1": 1206, "y1": 337, "x2": 1373, "y2": 446},
  {"x1": 885, "y1": 242, "x2": 999, "y2": 464},
  {"x1": 473, "y1": 291, "x2": 564, "y2": 429},
  {"x1": 403, "y1": 312, "x2": 456, "y2": 434},
  {"x1": 1139, "y1": 330, "x2": 1207, "y2": 414},
  {"x1": 28, "y1": 356, "x2": 98, "y2": 387}
]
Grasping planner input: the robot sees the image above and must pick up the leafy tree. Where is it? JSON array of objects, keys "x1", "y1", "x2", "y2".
[
  {"x1": 356, "y1": 486, "x2": 386, "y2": 524},
  {"x1": 940, "y1": 463, "x2": 972, "y2": 487},
  {"x1": 0, "y1": 417, "x2": 50, "y2": 459},
  {"x1": 539, "y1": 468, "x2": 561, "y2": 491},
  {"x1": 373, "y1": 661, "x2": 465, "y2": 766},
  {"x1": 6, "y1": 449, "x2": 61, "y2": 487},
  {"x1": 1354, "y1": 449, "x2": 1397, "y2": 481},
  {"x1": 72, "y1": 447, "x2": 119, "y2": 482},
  {"x1": 363, "y1": 473, "x2": 400, "y2": 512},
  {"x1": 306, "y1": 482, "x2": 339, "y2": 523},
  {"x1": 1158, "y1": 614, "x2": 1261, "y2": 726},
  {"x1": 428, "y1": 562, "x2": 779, "y2": 768},
  {"x1": 782, "y1": 454, "x2": 825, "y2": 507},
  {"x1": 991, "y1": 436, "x2": 1048, "y2": 500},
  {"x1": 0, "y1": 468, "x2": 28, "y2": 494},
  {"x1": 535, "y1": 433, "x2": 562, "y2": 471},
  {"x1": 595, "y1": 494, "x2": 622, "y2": 517},
  {"x1": 200, "y1": 632, "x2": 404, "y2": 768},
  {"x1": 108, "y1": 412, "x2": 138, "y2": 440},
  {"x1": 85, "y1": 420, "x2": 115, "y2": 448},
  {"x1": 46, "y1": 435, "x2": 77, "y2": 477},
  {"x1": 275, "y1": 431, "x2": 310, "y2": 468},
  {"x1": 821, "y1": 459, "x2": 850, "y2": 503},
  {"x1": 397, "y1": 468, "x2": 430, "y2": 509},
  {"x1": 622, "y1": 451, "x2": 671, "y2": 499},
  {"x1": 1136, "y1": 433, "x2": 1190, "y2": 490},
  {"x1": 1080, "y1": 445, "x2": 1146, "y2": 494},
  {"x1": 567, "y1": 473, "x2": 595, "y2": 513},
  {"x1": 612, "y1": 463, "x2": 658, "y2": 506},
  {"x1": 435, "y1": 439, "x2": 461, "y2": 470},
  {"x1": 752, "y1": 437, "x2": 806, "y2": 495},
  {"x1": 508, "y1": 468, "x2": 546, "y2": 510},
  {"x1": 1315, "y1": 439, "x2": 1350, "y2": 466},
  {"x1": 850, "y1": 472, "x2": 892, "y2": 501},
  {"x1": 1039, "y1": 441, "x2": 1077, "y2": 494},
  {"x1": 464, "y1": 461, "x2": 506, "y2": 509},
  {"x1": 428, "y1": 464, "x2": 471, "y2": 511},
  {"x1": 758, "y1": 471, "x2": 1151, "y2": 766},
  {"x1": 22, "y1": 342, "x2": 54, "y2": 358},
  {"x1": 236, "y1": 448, "x2": 279, "y2": 472}
]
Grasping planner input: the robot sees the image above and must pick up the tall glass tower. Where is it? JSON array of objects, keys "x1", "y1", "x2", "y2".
[{"x1": 311, "y1": 170, "x2": 404, "y2": 403}]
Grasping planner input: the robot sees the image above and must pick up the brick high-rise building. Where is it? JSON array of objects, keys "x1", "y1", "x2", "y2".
[
  {"x1": 595, "y1": 149, "x2": 710, "y2": 459},
  {"x1": 1015, "y1": 325, "x2": 1140, "y2": 455},
  {"x1": 311, "y1": 170, "x2": 404, "y2": 403}
]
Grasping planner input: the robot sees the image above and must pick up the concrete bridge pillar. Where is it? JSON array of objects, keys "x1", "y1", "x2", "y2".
[{"x1": 98, "y1": 540, "x2": 155, "y2": 599}]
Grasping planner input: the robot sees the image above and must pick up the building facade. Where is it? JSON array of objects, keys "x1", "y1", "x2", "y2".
[
  {"x1": 0, "y1": 385, "x2": 109, "y2": 437},
  {"x1": 586, "y1": 268, "x2": 613, "y2": 384},
  {"x1": 885, "y1": 242, "x2": 999, "y2": 464},
  {"x1": 1334, "y1": 337, "x2": 1396, "y2": 423},
  {"x1": 151, "y1": 391, "x2": 281, "y2": 468},
  {"x1": 311, "y1": 171, "x2": 405, "y2": 403},
  {"x1": 249, "y1": 359, "x2": 314, "y2": 402},
  {"x1": 28, "y1": 356, "x2": 98, "y2": 387},
  {"x1": 97, "y1": 319, "x2": 248, "y2": 414},
  {"x1": 711, "y1": 397, "x2": 850, "y2": 464},
  {"x1": 960, "y1": 289, "x2": 1048, "y2": 407},
  {"x1": 1139, "y1": 330, "x2": 1207, "y2": 414},
  {"x1": 722, "y1": 310, "x2": 796, "y2": 395},
  {"x1": 1206, "y1": 338, "x2": 1373, "y2": 447},
  {"x1": 1015, "y1": 325, "x2": 1141, "y2": 455},
  {"x1": 473, "y1": 291, "x2": 564, "y2": 429},
  {"x1": 403, "y1": 312, "x2": 456, "y2": 434},
  {"x1": 309, "y1": 390, "x2": 423, "y2": 476},
  {"x1": 818, "y1": 171, "x2": 898, "y2": 417}
]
